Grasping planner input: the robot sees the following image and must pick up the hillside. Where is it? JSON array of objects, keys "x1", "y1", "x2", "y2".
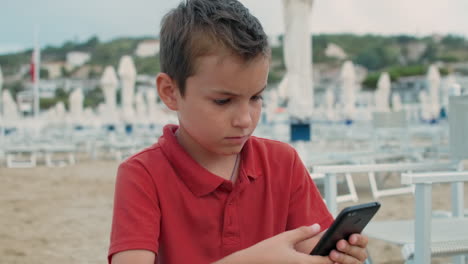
[{"x1": 1, "y1": 33, "x2": 468, "y2": 89}]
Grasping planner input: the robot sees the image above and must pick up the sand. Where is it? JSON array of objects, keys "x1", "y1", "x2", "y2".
[{"x1": 1, "y1": 160, "x2": 466, "y2": 264}]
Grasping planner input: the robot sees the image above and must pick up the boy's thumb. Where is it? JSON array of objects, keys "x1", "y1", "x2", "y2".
[{"x1": 286, "y1": 224, "x2": 321, "y2": 244}]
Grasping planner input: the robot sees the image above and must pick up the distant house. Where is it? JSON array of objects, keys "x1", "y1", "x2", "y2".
[
  {"x1": 406, "y1": 42, "x2": 427, "y2": 62},
  {"x1": 135, "y1": 40, "x2": 160, "y2": 57},
  {"x1": 70, "y1": 65, "x2": 102, "y2": 79},
  {"x1": 66, "y1": 51, "x2": 91, "y2": 68},
  {"x1": 325, "y1": 43, "x2": 347, "y2": 60},
  {"x1": 42, "y1": 61, "x2": 66, "y2": 79}
]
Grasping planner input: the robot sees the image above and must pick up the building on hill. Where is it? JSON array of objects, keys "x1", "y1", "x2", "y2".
[
  {"x1": 325, "y1": 43, "x2": 347, "y2": 60},
  {"x1": 66, "y1": 51, "x2": 91, "y2": 68},
  {"x1": 70, "y1": 65, "x2": 102, "y2": 79},
  {"x1": 405, "y1": 42, "x2": 427, "y2": 62},
  {"x1": 135, "y1": 40, "x2": 160, "y2": 57},
  {"x1": 42, "y1": 61, "x2": 66, "y2": 79}
]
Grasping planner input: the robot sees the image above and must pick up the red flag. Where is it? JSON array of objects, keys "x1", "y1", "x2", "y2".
[{"x1": 30, "y1": 51, "x2": 35, "y2": 83}]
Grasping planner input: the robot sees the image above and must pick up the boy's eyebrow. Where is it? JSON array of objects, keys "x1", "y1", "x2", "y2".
[{"x1": 212, "y1": 85, "x2": 266, "y2": 96}]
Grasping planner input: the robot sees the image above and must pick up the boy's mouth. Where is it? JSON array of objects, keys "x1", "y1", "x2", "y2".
[
  {"x1": 225, "y1": 135, "x2": 248, "y2": 139},
  {"x1": 224, "y1": 135, "x2": 248, "y2": 143}
]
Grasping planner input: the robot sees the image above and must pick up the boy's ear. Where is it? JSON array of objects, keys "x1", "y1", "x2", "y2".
[{"x1": 156, "y1": 73, "x2": 180, "y2": 111}]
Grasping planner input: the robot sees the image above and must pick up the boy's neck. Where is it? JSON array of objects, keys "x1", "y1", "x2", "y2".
[{"x1": 175, "y1": 127, "x2": 240, "y2": 181}]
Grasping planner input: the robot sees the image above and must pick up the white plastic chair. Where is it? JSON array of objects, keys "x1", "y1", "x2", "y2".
[
  {"x1": 365, "y1": 171, "x2": 468, "y2": 264},
  {"x1": 313, "y1": 161, "x2": 459, "y2": 216}
]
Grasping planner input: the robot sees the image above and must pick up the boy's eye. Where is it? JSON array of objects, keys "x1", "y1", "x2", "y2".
[
  {"x1": 251, "y1": 95, "x2": 263, "y2": 101},
  {"x1": 214, "y1": 99, "x2": 230, "y2": 105}
]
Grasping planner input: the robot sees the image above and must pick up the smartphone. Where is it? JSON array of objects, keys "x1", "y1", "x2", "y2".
[{"x1": 310, "y1": 201, "x2": 381, "y2": 256}]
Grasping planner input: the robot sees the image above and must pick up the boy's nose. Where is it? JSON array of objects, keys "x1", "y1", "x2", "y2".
[{"x1": 232, "y1": 103, "x2": 252, "y2": 128}]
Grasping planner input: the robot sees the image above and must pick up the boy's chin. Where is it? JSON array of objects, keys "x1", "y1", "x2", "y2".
[{"x1": 218, "y1": 147, "x2": 243, "y2": 156}]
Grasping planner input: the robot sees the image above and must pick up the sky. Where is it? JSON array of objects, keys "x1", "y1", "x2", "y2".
[{"x1": 1, "y1": 0, "x2": 468, "y2": 54}]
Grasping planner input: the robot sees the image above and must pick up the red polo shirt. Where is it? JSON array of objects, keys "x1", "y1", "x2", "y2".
[{"x1": 108, "y1": 124, "x2": 333, "y2": 264}]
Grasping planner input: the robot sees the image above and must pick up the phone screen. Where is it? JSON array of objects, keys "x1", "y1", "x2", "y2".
[{"x1": 310, "y1": 202, "x2": 381, "y2": 256}]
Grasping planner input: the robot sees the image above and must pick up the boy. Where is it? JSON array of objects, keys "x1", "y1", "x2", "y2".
[{"x1": 108, "y1": 0, "x2": 369, "y2": 263}]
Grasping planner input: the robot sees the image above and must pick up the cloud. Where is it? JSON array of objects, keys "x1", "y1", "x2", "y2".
[
  {"x1": 242, "y1": 0, "x2": 468, "y2": 37},
  {"x1": 1, "y1": 0, "x2": 467, "y2": 52}
]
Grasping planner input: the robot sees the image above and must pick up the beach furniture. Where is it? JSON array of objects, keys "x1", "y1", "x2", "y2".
[
  {"x1": 331, "y1": 96, "x2": 468, "y2": 263},
  {"x1": 312, "y1": 161, "x2": 459, "y2": 216},
  {"x1": 311, "y1": 172, "x2": 358, "y2": 204},
  {"x1": 43, "y1": 144, "x2": 76, "y2": 167},
  {"x1": 298, "y1": 140, "x2": 426, "y2": 204},
  {"x1": 365, "y1": 171, "x2": 468, "y2": 264},
  {"x1": 4, "y1": 145, "x2": 39, "y2": 168}
]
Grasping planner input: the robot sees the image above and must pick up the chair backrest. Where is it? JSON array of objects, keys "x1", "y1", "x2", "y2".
[
  {"x1": 314, "y1": 162, "x2": 457, "y2": 174},
  {"x1": 449, "y1": 95, "x2": 468, "y2": 159},
  {"x1": 313, "y1": 161, "x2": 459, "y2": 215},
  {"x1": 401, "y1": 171, "x2": 468, "y2": 264}
]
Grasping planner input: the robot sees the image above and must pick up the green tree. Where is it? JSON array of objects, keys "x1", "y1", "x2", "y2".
[
  {"x1": 84, "y1": 86, "x2": 105, "y2": 108},
  {"x1": 40, "y1": 97, "x2": 60, "y2": 110},
  {"x1": 270, "y1": 46, "x2": 285, "y2": 69},
  {"x1": 39, "y1": 87, "x2": 70, "y2": 110},
  {"x1": 90, "y1": 38, "x2": 138, "y2": 66},
  {"x1": 40, "y1": 68, "x2": 49, "y2": 79},
  {"x1": 420, "y1": 42, "x2": 437, "y2": 62},
  {"x1": 355, "y1": 46, "x2": 400, "y2": 71},
  {"x1": 135, "y1": 55, "x2": 160, "y2": 75},
  {"x1": 394, "y1": 35, "x2": 417, "y2": 44},
  {"x1": 267, "y1": 70, "x2": 284, "y2": 84},
  {"x1": 81, "y1": 36, "x2": 100, "y2": 51},
  {"x1": 441, "y1": 34, "x2": 466, "y2": 48}
]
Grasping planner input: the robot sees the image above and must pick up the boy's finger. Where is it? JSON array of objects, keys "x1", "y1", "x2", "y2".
[
  {"x1": 336, "y1": 240, "x2": 368, "y2": 262},
  {"x1": 329, "y1": 249, "x2": 362, "y2": 264},
  {"x1": 286, "y1": 224, "x2": 321, "y2": 244},
  {"x1": 348, "y1": 234, "x2": 368, "y2": 248}
]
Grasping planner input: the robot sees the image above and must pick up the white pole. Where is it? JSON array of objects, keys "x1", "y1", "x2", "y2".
[
  {"x1": 34, "y1": 26, "x2": 40, "y2": 118},
  {"x1": 0, "y1": 65, "x2": 3, "y2": 115},
  {"x1": 0, "y1": 66, "x2": 3, "y2": 156}
]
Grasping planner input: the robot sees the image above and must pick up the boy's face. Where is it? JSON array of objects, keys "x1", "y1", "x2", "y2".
[{"x1": 175, "y1": 54, "x2": 269, "y2": 156}]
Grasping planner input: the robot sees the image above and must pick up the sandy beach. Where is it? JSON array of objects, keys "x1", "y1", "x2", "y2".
[{"x1": 1, "y1": 159, "x2": 466, "y2": 264}]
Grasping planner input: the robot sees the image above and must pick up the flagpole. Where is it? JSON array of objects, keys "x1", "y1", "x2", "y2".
[{"x1": 34, "y1": 26, "x2": 40, "y2": 118}]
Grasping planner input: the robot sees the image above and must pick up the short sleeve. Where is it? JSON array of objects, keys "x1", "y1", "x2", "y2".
[
  {"x1": 108, "y1": 159, "x2": 161, "y2": 263},
  {"x1": 286, "y1": 150, "x2": 334, "y2": 232}
]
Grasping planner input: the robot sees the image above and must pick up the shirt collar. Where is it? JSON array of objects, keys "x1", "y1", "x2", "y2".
[
  {"x1": 158, "y1": 124, "x2": 262, "y2": 197},
  {"x1": 240, "y1": 135, "x2": 262, "y2": 181}
]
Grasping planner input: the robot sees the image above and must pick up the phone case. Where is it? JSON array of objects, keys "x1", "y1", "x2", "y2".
[{"x1": 310, "y1": 201, "x2": 381, "y2": 256}]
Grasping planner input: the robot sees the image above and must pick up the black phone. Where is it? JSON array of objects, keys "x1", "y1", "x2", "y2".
[{"x1": 310, "y1": 201, "x2": 381, "y2": 256}]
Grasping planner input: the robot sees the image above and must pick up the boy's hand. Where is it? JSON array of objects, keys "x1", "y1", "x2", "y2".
[
  {"x1": 329, "y1": 234, "x2": 369, "y2": 264},
  {"x1": 214, "y1": 224, "x2": 333, "y2": 264},
  {"x1": 293, "y1": 229, "x2": 325, "y2": 254},
  {"x1": 295, "y1": 231, "x2": 368, "y2": 264}
]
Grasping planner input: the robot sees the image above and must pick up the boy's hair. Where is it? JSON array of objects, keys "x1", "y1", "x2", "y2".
[{"x1": 159, "y1": 0, "x2": 270, "y2": 96}]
